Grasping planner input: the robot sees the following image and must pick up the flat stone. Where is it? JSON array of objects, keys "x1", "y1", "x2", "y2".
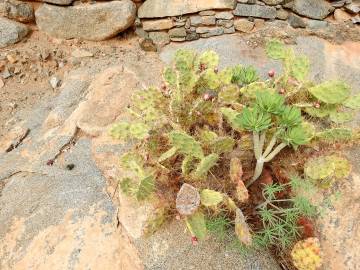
[
  {"x1": 233, "y1": 3, "x2": 277, "y2": 19},
  {"x1": 35, "y1": 1, "x2": 136, "y2": 41},
  {"x1": 186, "y1": 32, "x2": 200, "y2": 41},
  {"x1": 138, "y1": 0, "x2": 237, "y2": 18},
  {"x1": 345, "y1": 3, "x2": 360, "y2": 14},
  {"x1": 49, "y1": 76, "x2": 61, "y2": 89},
  {"x1": 149, "y1": 31, "x2": 170, "y2": 46},
  {"x1": 142, "y1": 18, "x2": 174, "y2": 31},
  {"x1": 168, "y1": 27, "x2": 186, "y2": 38},
  {"x1": 170, "y1": 37, "x2": 186, "y2": 42},
  {"x1": 234, "y1": 18, "x2": 255, "y2": 32},
  {"x1": 352, "y1": 15, "x2": 360, "y2": 24},
  {"x1": 288, "y1": 13, "x2": 307, "y2": 28},
  {"x1": 0, "y1": 17, "x2": 28, "y2": 48},
  {"x1": 261, "y1": 0, "x2": 283, "y2": 5},
  {"x1": 217, "y1": 19, "x2": 234, "y2": 28},
  {"x1": 291, "y1": 0, "x2": 335, "y2": 19},
  {"x1": 41, "y1": 0, "x2": 74, "y2": 5},
  {"x1": 71, "y1": 49, "x2": 94, "y2": 58},
  {"x1": 215, "y1": 11, "x2": 234, "y2": 19},
  {"x1": 190, "y1": 15, "x2": 202, "y2": 26},
  {"x1": 334, "y1": 8, "x2": 353, "y2": 22},
  {"x1": 330, "y1": 0, "x2": 346, "y2": 8},
  {"x1": 0, "y1": 0, "x2": 34, "y2": 23},
  {"x1": 307, "y1": 19, "x2": 329, "y2": 28},
  {"x1": 276, "y1": 8, "x2": 289, "y2": 20},
  {"x1": 224, "y1": 26, "x2": 236, "y2": 33},
  {"x1": 201, "y1": 16, "x2": 216, "y2": 25},
  {"x1": 175, "y1": 184, "x2": 200, "y2": 216},
  {"x1": 200, "y1": 26, "x2": 224, "y2": 37}
]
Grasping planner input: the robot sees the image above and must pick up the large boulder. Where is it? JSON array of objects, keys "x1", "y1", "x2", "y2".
[
  {"x1": 290, "y1": 0, "x2": 335, "y2": 19},
  {"x1": 35, "y1": 1, "x2": 136, "y2": 41},
  {"x1": 138, "y1": 0, "x2": 236, "y2": 18},
  {"x1": 0, "y1": 17, "x2": 29, "y2": 48},
  {"x1": 0, "y1": 0, "x2": 34, "y2": 23}
]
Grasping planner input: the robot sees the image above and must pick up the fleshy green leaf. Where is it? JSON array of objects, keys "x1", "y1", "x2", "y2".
[
  {"x1": 136, "y1": 175, "x2": 155, "y2": 201},
  {"x1": 240, "y1": 107, "x2": 272, "y2": 132},
  {"x1": 218, "y1": 85, "x2": 240, "y2": 104},
  {"x1": 129, "y1": 123, "x2": 150, "y2": 140},
  {"x1": 220, "y1": 107, "x2": 242, "y2": 130},
  {"x1": 308, "y1": 81, "x2": 351, "y2": 104},
  {"x1": 169, "y1": 131, "x2": 204, "y2": 159},
  {"x1": 164, "y1": 67, "x2": 177, "y2": 88},
  {"x1": 256, "y1": 91, "x2": 285, "y2": 115},
  {"x1": 200, "y1": 189, "x2": 223, "y2": 207},
  {"x1": 186, "y1": 212, "x2": 207, "y2": 240},
  {"x1": 193, "y1": 154, "x2": 219, "y2": 180},
  {"x1": 316, "y1": 128, "x2": 353, "y2": 142},
  {"x1": 265, "y1": 39, "x2": 286, "y2": 60},
  {"x1": 291, "y1": 56, "x2": 309, "y2": 82},
  {"x1": 344, "y1": 93, "x2": 360, "y2": 109},
  {"x1": 158, "y1": 147, "x2": 178, "y2": 163},
  {"x1": 329, "y1": 111, "x2": 353, "y2": 123},
  {"x1": 110, "y1": 122, "x2": 130, "y2": 140}
]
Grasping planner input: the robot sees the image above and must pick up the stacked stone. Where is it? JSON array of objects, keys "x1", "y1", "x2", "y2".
[{"x1": 137, "y1": 0, "x2": 359, "y2": 49}]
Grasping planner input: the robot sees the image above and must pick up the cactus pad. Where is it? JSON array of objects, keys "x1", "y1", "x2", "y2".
[
  {"x1": 235, "y1": 208, "x2": 252, "y2": 245},
  {"x1": 169, "y1": 131, "x2": 204, "y2": 159},
  {"x1": 110, "y1": 122, "x2": 130, "y2": 140},
  {"x1": 308, "y1": 81, "x2": 350, "y2": 104},
  {"x1": 291, "y1": 56, "x2": 309, "y2": 82},
  {"x1": 211, "y1": 137, "x2": 236, "y2": 154},
  {"x1": 265, "y1": 39, "x2": 286, "y2": 60},
  {"x1": 185, "y1": 211, "x2": 207, "y2": 240},
  {"x1": 344, "y1": 93, "x2": 360, "y2": 109},
  {"x1": 291, "y1": 237, "x2": 322, "y2": 270},
  {"x1": 316, "y1": 128, "x2": 352, "y2": 143},
  {"x1": 219, "y1": 85, "x2": 240, "y2": 104},
  {"x1": 196, "y1": 50, "x2": 219, "y2": 70},
  {"x1": 193, "y1": 154, "x2": 219, "y2": 180},
  {"x1": 200, "y1": 189, "x2": 223, "y2": 207}
]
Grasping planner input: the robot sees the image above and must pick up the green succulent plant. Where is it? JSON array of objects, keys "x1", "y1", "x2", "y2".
[{"x1": 232, "y1": 65, "x2": 259, "y2": 86}]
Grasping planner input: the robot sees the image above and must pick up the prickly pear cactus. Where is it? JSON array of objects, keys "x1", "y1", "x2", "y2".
[
  {"x1": 211, "y1": 137, "x2": 236, "y2": 154},
  {"x1": 193, "y1": 154, "x2": 219, "y2": 180},
  {"x1": 291, "y1": 237, "x2": 322, "y2": 270},
  {"x1": 195, "y1": 50, "x2": 219, "y2": 70},
  {"x1": 200, "y1": 189, "x2": 223, "y2": 207},
  {"x1": 186, "y1": 211, "x2": 207, "y2": 240},
  {"x1": 235, "y1": 208, "x2": 252, "y2": 245},
  {"x1": 308, "y1": 81, "x2": 350, "y2": 104},
  {"x1": 169, "y1": 131, "x2": 204, "y2": 159},
  {"x1": 316, "y1": 128, "x2": 353, "y2": 143}
]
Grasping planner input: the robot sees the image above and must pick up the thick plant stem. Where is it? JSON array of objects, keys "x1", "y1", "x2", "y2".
[
  {"x1": 253, "y1": 132, "x2": 261, "y2": 159},
  {"x1": 247, "y1": 159, "x2": 264, "y2": 187},
  {"x1": 264, "y1": 143, "x2": 287, "y2": 162},
  {"x1": 262, "y1": 133, "x2": 277, "y2": 158}
]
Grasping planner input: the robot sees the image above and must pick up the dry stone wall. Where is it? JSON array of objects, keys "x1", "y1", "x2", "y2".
[
  {"x1": 0, "y1": 0, "x2": 359, "y2": 48},
  {"x1": 136, "y1": 0, "x2": 359, "y2": 49}
]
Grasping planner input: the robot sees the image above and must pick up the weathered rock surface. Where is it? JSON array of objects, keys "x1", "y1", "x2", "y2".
[
  {"x1": 35, "y1": 1, "x2": 136, "y2": 41},
  {"x1": 0, "y1": 0, "x2": 34, "y2": 23},
  {"x1": 41, "y1": 0, "x2": 74, "y2": 6},
  {"x1": 142, "y1": 18, "x2": 174, "y2": 31},
  {"x1": 233, "y1": 3, "x2": 277, "y2": 19},
  {"x1": 288, "y1": 13, "x2": 306, "y2": 28},
  {"x1": 138, "y1": 0, "x2": 236, "y2": 18},
  {"x1": 0, "y1": 17, "x2": 28, "y2": 48},
  {"x1": 291, "y1": 0, "x2": 335, "y2": 19},
  {"x1": 234, "y1": 18, "x2": 254, "y2": 32}
]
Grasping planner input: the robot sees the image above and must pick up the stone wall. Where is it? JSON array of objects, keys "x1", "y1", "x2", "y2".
[
  {"x1": 0, "y1": 0, "x2": 359, "y2": 48},
  {"x1": 136, "y1": 0, "x2": 360, "y2": 49}
]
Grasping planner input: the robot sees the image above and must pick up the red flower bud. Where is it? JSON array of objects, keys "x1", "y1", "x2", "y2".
[
  {"x1": 191, "y1": 236, "x2": 198, "y2": 246},
  {"x1": 314, "y1": 102, "x2": 321, "y2": 109},
  {"x1": 268, "y1": 69, "x2": 275, "y2": 78}
]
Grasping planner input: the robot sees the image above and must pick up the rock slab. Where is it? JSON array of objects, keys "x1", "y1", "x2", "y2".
[
  {"x1": 233, "y1": 4, "x2": 277, "y2": 19},
  {"x1": 138, "y1": 0, "x2": 236, "y2": 18},
  {"x1": 291, "y1": 0, "x2": 335, "y2": 19},
  {"x1": 0, "y1": 17, "x2": 28, "y2": 48},
  {"x1": 0, "y1": 0, "x2": 34, "y2": 23},
  {"x1": 35, "y1": 1, "x2": 136, "y2": 41}
]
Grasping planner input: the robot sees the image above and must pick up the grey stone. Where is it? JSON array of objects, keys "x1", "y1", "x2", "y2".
[
  {"x1": 345, "y1": 3, "x2": 360, "y2": 13},
  {"x1": 288, "y1": 13, "x2": 306, "y2": 28},
  {"x1": 42, "y1": 0, "x2": 74, "y2": 5},
  {"x1": 0, "y1": 0, "x2": 34, "y2": 23},
  {"x1": 138, "y1": 0, "x2": 237, "y2": 18},
  {"x1": 224, "y1": 26, "x2": 236, "y2": 33},
  {"x1": 149, "y1": 31, "x2": 170, "y2": 46},
  {"x1": 200, "y1": 27, "x2": 224, "y2": 37},
  {"x1": 330, "y1": 0, "x2": 347, "y2": 8},
  {"x1": 352, "y1": 15, "x2": 360, "y2": 23},
  {"x1": 291, "y1": 0, "x2": 335, "y2": 19},
  {"x1": 2, "y1": 68, "x2": 12, "y2": 78},
  {"x1": 35, "y1": 1, "x2": 136, "y2": 41},
  {"x1": 135, "y1": 27, "x2": 149, "y2": 38},
  {"x1": 186, "y1": 32, "x2": 200, "y2": 41},
  {"x1": 276, "y1": 8, "x2": 289, "y2": 20},
  {"x1": 261, "y1": 0, "x2": 283, "y2": 5},
  {"x1": 168, "y1": 27, "x2": 186, "y2": 38},
  {"x1": 139, "y1": 38, "x2": 157, "y2": 52},
  {"x1": 217, "y1": 19, "x2": 234, "y2": 28},
  {"x1": 307, "y1": 19, "x2": 329, "y2": 29},
  {"x1": 215, "y1": 11, "x2": 234, "y2": 19},
  {"x1": 202, "y1": 16, "x2": 216, "y2": 25},
  {"x1": 190, "y1": 15, "x2": 202, "y2": 26},
  {"x1": 234, "y1": 3, "x2": 277, "y2": 19},
  {"x1": 0, "y1": 17, "x2": 28, "y2": 48}
]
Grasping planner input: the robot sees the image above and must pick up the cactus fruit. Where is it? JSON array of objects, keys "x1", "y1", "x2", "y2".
[
  {"x1": 193, "y1": 154, "x2": 219, "y2": 180},
  {"x1": 200, "y1": 189, "x2": 223, "y2": 207},
  {"x1": 176, "y1": 183, "x2": 200, "y2": 216},
  {"x1": 169, "y1": 131, "x2": 204, "y2": 159},
  {"x1": 308, "y1": 81, "x2": 350, "y2": 104},
  {"x1": 291, "y1": 237, "x2": 322, "y2": 270},
  {"x1": 185, "y1": 211, "x2": 207, "y2": 240}
]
